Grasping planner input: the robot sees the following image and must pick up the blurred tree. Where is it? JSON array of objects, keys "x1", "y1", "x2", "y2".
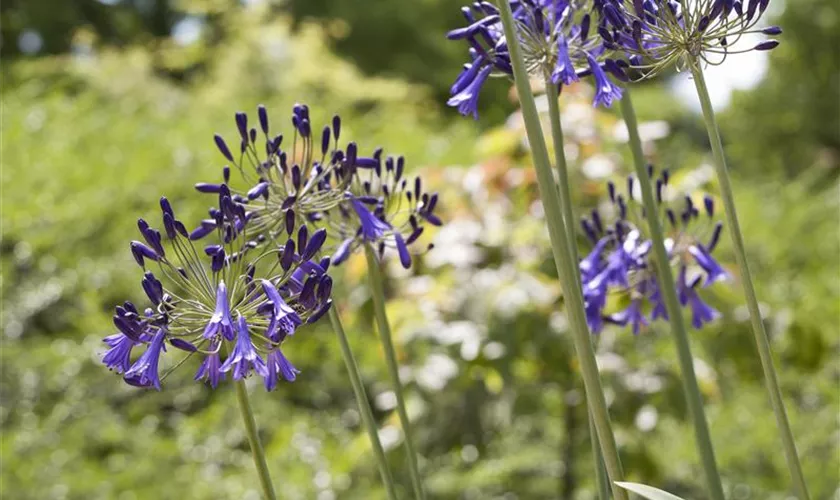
[{"x1": 723, "y1": 0, "x2": 840, "y2": 177}]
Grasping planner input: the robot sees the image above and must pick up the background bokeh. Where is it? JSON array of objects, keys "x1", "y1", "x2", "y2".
[{"x1": 1, "y1": 1, "x2": 838, "y2": 499}]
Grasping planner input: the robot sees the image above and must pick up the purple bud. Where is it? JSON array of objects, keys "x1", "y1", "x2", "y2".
[
  {"x1": 170, "y1": 338, "x2": 197, "y2": 352},
  {"x1": 285, "y1": 210, "x2": 295, "y2": 235},
  {"x1": 332, "y1": 115, "x2": 341, "y2": 141},
  {"x1": 708, "y1": 221, "x2": 724, "y2": 251},
  {"x1": 697, "y1": 15, "x2": 710, "y2": 32},
  {"x1": 249, "y1": 127, "x2": 257, "y2": 144},
  {"x1": 130, "y1": 241, "x2": 156, "y2": 266},
  {"x1": 214, "y1": 134, "x2": 234, "y2": 162},
  {"x1": 297, "y1": 225, "x2": 309, "y2": 253},
  {"x1": 762, "y1": 26, "x2": 782, "y2": 35},
  {"x1": 211, "y1": 249, "x2": 225, "y2": 272},
  {"x1": 319, "y1": 257, "x2": 331, "y2": 272},
  {"x1": 302, "y1": 229, "x2": 327, "y2": 261},
  {"x1": 321, "y1": 126, "x2": 331, "y2": 156},
  {"x1": 223, "y1": 166, "x2": 230, "y2": 183},
  {"x1": 406, "y1": 227, "x2": 424, "y2": 245},
  {"x1": 317, "y1": 275, "x2": 333, "y2": 303},
  {"x1": 189, "y1": 220, "x2": 217, "y2": 240},
  {"x1": 258, "y1": 105, "x2": 269, "y2": 134},
  {"x1": 235, "y1": 112, "x2": 248, "y2": 143},
  {"x1": 580, "y1": 14, "x2": 591, "y2": 42},
  {"x1": 292, "y1": 165, "x2": 301, "y2": 190},
  {"x1": 754, "y1": 40, "x2": 779, "y2": 51},
  {"x1": 704, "y1": 195, "x2": 715, "y2": 216},
  {"x1": 307, "y1": 300, "x2": 332, "y2": 324},
  {"x1": 299, "y1": 118, "x2": 311, "y2": 138},
  {"x1": 196, "y1": 183, "x2": 224, "y2": 193},
  {"x1": 162, "y1": 213, "x2": 177, "y2": 239},
  {"x1": 281, "y1": 239, "x2": 296, "y2": 271},
  {"x1": 607, "y1": 181, "x2": 616, "y2": 202},
  {"x1": 247, "y1": 182, "x2": 270, "y2": 200}
]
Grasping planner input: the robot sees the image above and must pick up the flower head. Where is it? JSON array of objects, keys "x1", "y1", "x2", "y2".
[
  {"x1": 578, "y1": 168, "x2": 727, "y2": 333},
  {"x1": 594, "y1": 0, "x2": 781, "y2": 77},
  {"x1": 320, "y1": 151, "x2": 441, "y2": 269},
  {"x1": 102, "y1": 192, "x2": 333, "y2": 390},
  {"x1": 198, "y1": 105, "x2": 357, "y2": 244},
  {"x1": 446, "y1": 0, "x2": 625, "y2": 116}
]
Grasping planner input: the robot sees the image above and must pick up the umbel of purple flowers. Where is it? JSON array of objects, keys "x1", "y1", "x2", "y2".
[
  {"x1": 593, "y1": 0, "x2": 781, "y2": 77},
  {"x1": 579, "y1": 169, "x2": 728, "y2": 334},
  {"x1": 103, "y1": 189, "x2": 333, "y2": 391},
  {"x1": 446, "y1": 0, "x2": 627, "y2": 118},
  {"x1": 208, "y1": 104, "x2": 442, "y2": 270}
]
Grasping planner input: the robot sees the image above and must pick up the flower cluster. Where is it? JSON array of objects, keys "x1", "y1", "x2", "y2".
[
  {"x1": 208, "y1": 105, "x2": 441, "y2": 270},
  {"x1": 105, "y1": 189, "x2": 333, "y2": 391},
  {"x1": 104, "y1": 103, "x2": 443, "y2": 389},
  {"x1": 594, "y1": 0, "x2": 781, "y2": 77},
  {"x1": 579, "y1": 169, "x2": 727, "y2": 334},
  {"x1": 446, "y1": 0, "x2": 626, "y2": 118}
]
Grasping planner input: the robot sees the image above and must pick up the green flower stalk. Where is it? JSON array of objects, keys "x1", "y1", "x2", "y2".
[
  {"x1": 619, "y1": 90, "x2": 725, "y2": 500},
  {"x1": 496, "y1": 3, "x2": 628, "y2": 499}
]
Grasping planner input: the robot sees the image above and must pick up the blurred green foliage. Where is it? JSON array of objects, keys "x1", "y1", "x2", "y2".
[{"x1": 1, "y1": 1, "x2": 838, "y2": 499}]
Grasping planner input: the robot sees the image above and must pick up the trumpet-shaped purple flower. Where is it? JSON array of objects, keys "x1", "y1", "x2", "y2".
[
  {"x1": 220, "y1": 315, "x2": 268, "y2": 380},
  {"x1": 264, "y1": 348, "x2": 301, "y2": 391},
  {"x1": 194, "y1": 344, "x2": 225, "y2": 389},
  {"x1": 204, "y1": 282, "x2": 235, "y2": 341},
  {"x1": 578, "y1": 170, "x2": 728, "y2": 333},
  {"x1": 124, "y1": 327, "x2": 167, "y2": 390},
  {"x1": 102, "y1": 333, "x2": 137, "y2": 374}
]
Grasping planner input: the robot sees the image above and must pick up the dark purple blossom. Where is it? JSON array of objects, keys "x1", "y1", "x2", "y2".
[
  {"x1": 446, "y1": 0, "x2": 625, "y2": 116},
  {"x1": 102, "y1": 194, "x2": 333, "y2": 390},
  {"x1": 579, "y1": 170, "x2": 728, "y2": 334},
  {"x1": 594, "y1": 0, "x2": 781, "y2": 77}
]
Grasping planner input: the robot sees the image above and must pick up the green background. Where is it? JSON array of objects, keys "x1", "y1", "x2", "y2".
[{"x1": 1, "y1": 0, "x2": 838, "y2": 498}]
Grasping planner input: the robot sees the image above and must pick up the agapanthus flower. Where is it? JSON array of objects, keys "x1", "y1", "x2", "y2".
[
  {"x1": 594, "y1": 0, "x2": 781, "y2": 77},
  {"x1": 102, "y1": 190, "x2": 333, "y2": 391},
  {"x1": 213, "y1": 105, "x2": 442, "y2": 270},
  {"x1": 318, "y1": 150, "x2": 441, "y2": 270},
  {"x1": 578, "y1": 168, "x2": 727, "y2": 334},
  {"x1": 199, "y1": 104, "x2": 357, "y2": 244},
  {"x1": 446, "y1": 0, "x2": 626, "y2": 117}
]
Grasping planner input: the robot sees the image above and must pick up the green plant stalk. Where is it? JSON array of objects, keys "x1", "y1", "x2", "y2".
[
  {"x1": 364, "y1": 244, "x2": 426, "y2": 500},
  {"x1": 588, "y1": 409, "x2": 612, "y2": 500},
  {"x1": 545, "y1": 74, "x2": 610, "y2": 500},
  {"x1": 234, "y1": 380, "x2": 277, "y2": 500},
  {"x1": 328, "y1": 307, "x2": 399, "y2": 500},
  {"x1": 619, "y1": 90, "x2": 725, "y2": 499},
  {"x1": 689, "y1": 62, "x2": 810, "y2": 500},
  {"x1": 497, "y1": 3, "x2": 627, "y2": 499}
]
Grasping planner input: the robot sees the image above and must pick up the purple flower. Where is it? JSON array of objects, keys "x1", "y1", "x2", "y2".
[
  {"x1": 262, "y1": 280, "x2": 302, "y2": 342},
  {"x1": 102, "y1": 334, "x2": 137, "y2": 374},
  {"x1": 447, "y1": 64, "x2": 492, "y2": 119},
  {"x1": 195, "y1": 344, "x2": 225, "y2": 389},
  {"x1": 220, "y1": 315, "x2": 267, "y2": 380},
  {"x1": 124, "y1": 327, "x2": 167, "y2": 390},
  {"x1": 596, "y1": 0, "x2": 781, "y2": 77},
  {"x1": 446, "y1": 0, "x2": 623, "y2": 114},
  {"x1": 105, "y1": 192, "x2": 333, "y2": 390},
  {"x1": 578, "y1": 171, "x2": 727, "y2": 334},
  {"x1": 204, "y1": 281, "x2": 236, "y2": 341},
  {"x1": 263, "y1": 348, "x2": 301, "y2": 391},
  {"x1": 587, "y1": 53, "x2": 623, "y2": 107},
  {"x1": 351, "y1": 198, "x2": 391, "y2": 242}
]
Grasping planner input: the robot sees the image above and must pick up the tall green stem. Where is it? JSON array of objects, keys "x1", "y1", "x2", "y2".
[
  {"x1": 234, "y1": 381, "x2": 277, "y2": 500},
  {"x1": 588, "y1": 408, "x2": 612, "y2": 500},
  {"x1": 545, "y1": 74, "x2": 610, "y2": 500},
  {"x1": 689, "y1": 63, "x2": 810, "y2": 499},
  {"x1": 619, "y1": 90, "x2": 725, "y2": 499},
  {"x1": 328, "y1": 307, "x2": 399, "y2": 500},
  {"x1": 497, "y1": 3, "x2": 627, "y2": 499},
  {"x1": 364, "y1": 244, "x2": 426, "y2": 500}
]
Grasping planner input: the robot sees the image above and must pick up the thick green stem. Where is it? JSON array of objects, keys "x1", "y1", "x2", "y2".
[
  {"x1": 234, "y1": 381, "x2": 277, "y2": 500},
  {"x1": 497, "y1": 3, "x2": 627, "y2": 499},
  {"x1": 689, "y1": 63, "x2": 810, "y2": 500},
  {"x1": 364, "y1": 244, "x2": 426, "y2": 500},
  {"x1": 588, "y1": 408, "x2": 612, "y2": 500},
  {"x1": 328, "y1": 307, "x2": 399, "y2": 500},
  {"x1": 545, "y1": 74, "x2": 610, "y2": 500},
  {"x1": 619, "y1": 90, "x2": 725, "y2": 499}
]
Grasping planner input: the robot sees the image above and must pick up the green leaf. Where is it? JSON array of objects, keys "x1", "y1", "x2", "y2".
[{"x1": 615, "y1": 482, "x2": 687, "y2": 500}]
